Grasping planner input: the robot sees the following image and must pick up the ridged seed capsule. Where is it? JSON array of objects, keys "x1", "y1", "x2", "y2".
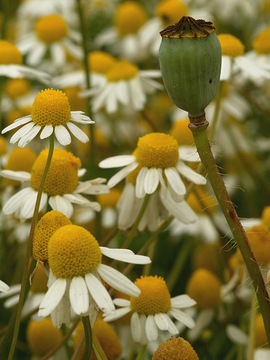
[{"x1": 159, "y1": 16, "x2": 221, "y2": 118}]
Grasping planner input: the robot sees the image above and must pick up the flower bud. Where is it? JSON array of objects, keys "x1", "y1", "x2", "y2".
[{"x1": 159, "y1": 16, "x2": 221, "y2": 117}]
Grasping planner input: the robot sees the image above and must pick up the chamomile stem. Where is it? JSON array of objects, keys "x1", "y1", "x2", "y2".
[
  {"x1": 188, "y1": 113, "x2": 270, "y2": 345},
  {"x1": 92, "y1": 333, "x2": 108, "y2": 360},
  {"x1": 82, "y1": 316, "x2": 92, "y2": 360},
  {"x1": 247, "y1": 292, "x2": 257, "y2": 360},
  {"x1": 135, "y1": 344, "x2": 147, "y2": 360},
  {"x1": 7, "y1": 135, "x2": 55, "y2": 360}
]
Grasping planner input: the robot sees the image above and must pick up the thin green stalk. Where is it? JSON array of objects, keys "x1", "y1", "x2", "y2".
[
  {"x1": 135, "y1": 344, "x2": 147, "y2": 360},
  {"x1": 92, "y1": 333, "x2": 108, "y2": 360},
  {"x1": 247, "y1": 292, "x2": 258, "y2": 360},
  {"x1": 188, "y1": 113, "x2": 270, "y2": 345},
  {"x1": 7, "y1": 135, "x2": 55, "y2": 360},
  {"x1": 81, "y1": 316, "x2": 92, "y2": 360}
]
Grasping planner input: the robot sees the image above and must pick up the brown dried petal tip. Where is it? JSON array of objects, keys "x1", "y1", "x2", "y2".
[{"x1": 160, "y1": 16, "x2": 216, "y2": 39}]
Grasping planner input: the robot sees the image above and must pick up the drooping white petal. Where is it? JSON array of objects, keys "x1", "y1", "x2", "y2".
[
  {"x1": 144, "y1": 167, "x2": 160, "y2": 194},
  {"x1": 113, "y1": 298, "x2": 131, "y2": 307},
  {"x1": 38, "y1": 278, "x2": 67, "y2": 317},
  {"x1": 0, "y1": 170, "x2": 31, "y2": 181},
  {"x1": 170, "y1": 308, "x2": 195, "y2": 329},
  {"x1": 177, "y1": 162, "x2": 207, "y2": 185},
  {"x1": 21, "y1": 191, "x2": 47, "y2": 219},
  {"x1": 84, "y1": 272, "x2": 115, "y2": 312},
  {"x1": 97, "y1": 264, "x2": 140, "y2": 297},
  {"x1": 154, "y1": 313, "x2": 169, "y2": 331},
  {"x1": 3, "y1": 188, "x2": 34, "y2": 215},
  {"x1": 135, "y1": 167, "x2": 148, "y2": 198},
  {"x1": 99, "y1": 155, "x2": 136, "y2": 168},
  {"x1": 171, "y1": 294, "x2": 197, "y2": 308},
  {"x1": 49, "y1": 195, "x2": 74, "y2": 218},
  {"x1": 179, "y1": 146, "x2": 200, "y2": 162},
  {"x1": 9, "y1": 122, "x2": 35, "y2": 143},
  {"x1": 226, "y1": 324, "x2": 248, "y2": 345},
  {"x1": 66, "y1": 122, "x2": 89, "y2": 143},
  {"x1": 18, "y1": 124, "x2": 41, "y2": 147},
  {"x1": 71, "y1": 111, "x2": 94, "y2": 124},
  {"x1": 145, "y1": 314, "x2": 159, "y2": 341},
  {"x1": 100, "y1": 247, "x2": 151, "y2": 264},
  {"x1": 40, "y1": 125, "x2": 53, "y2": 139},
  {"x1": 108, "y1": 162, "x2": 138, "y2": 188},
  {"x1": 131, "y1": 312, "x2": 142, "y2": 343},
  {"x1": 54, "y1": 125, "x2": 71, "y2": 145},
  {"x1": 1, "y1": 116, "x2": 32, "y2": 134},
  {"x1": 103, "y1": 307, "x2": 131, "y2": 322},
  {"x1": 69, "y1": 277, "x2": 89, "y2": 315},
  {"x1": 166, "y1": 315, "x2": 179, "y2": 335},
  {"x1": 165, "y1": 167, "x2": 186, "y2": 196}
]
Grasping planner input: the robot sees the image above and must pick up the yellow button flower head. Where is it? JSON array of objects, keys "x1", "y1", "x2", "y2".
[
  {"x1": 262, "y1": 206, "x2": 270, "y2": 228},
  {"x1": 114, "y1": 1, "x2": 148, "y2": 36},
  {"x1": 155, "y1": 0, "x2": 188, "y2": 26},
  {"x1": 1, "y1": 148, "x2": 107, "y2": 220},
  {"x1": 31, "y1": 263, "x2": 48, "y2": 294},
  {"x1": 218, "y1": 34, "x2": 245, "y2": 57},
  {"x1": 38, "y1": 224, "x2": 150, "y2": 327},
  {"x1": 170, "y1": 119, "x2": 194, "y2": 146},
  {"x1": 33, "y1": 210, "x2": 71, "y2": 262},
  {"x1": 0, "y1": 136, "x2": 8, "y2": 157},
  {"x1": 246, "y1": 225, "x2": 270, "y2": 265},
  {"x1": 2, "y1": 88, "x2": 94, "y2": 147},
  {"x1": 104, "y1": 275, "x2": 196, "y2": 344},
  {"x1": 35, "y1": 14, "x2": 68, "y2": 44},
  {"x1": 88, "y1": 51, "x2": 116, "y2": 74},
  {"x1": 152, "y1": 336, "x2": 199, "y2": 360},
  {"x1": 0, "y1": 40, "x2": 22, "y2": 65},
  {"x1": 252, "y1": 27, "x2": 270, "y2": 54},
  {"x1": 26, "y1": 317, "x2": 62, "y2": 357},
  {"x1": 5, "y1": 78, "x2": 31, "y2": 99}
]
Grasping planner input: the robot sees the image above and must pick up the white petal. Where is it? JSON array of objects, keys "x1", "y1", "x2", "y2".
[
  {"x1": 84, "y1": 273, "x2": 115, "y2": 312},
  {"x1": 145, "y1": 314, "x2": 159, "y2": 341},
  {"x1": 66, "y1": 122, "x2": 89, "y2": 143},
  {"x1": 49, "y1": 195, "x2": 74, "y2": 218},
  {"x1": 0, "y1": 281, "x2": 9, "y2": 292},
  {"x1": 71, "y1": 111, "x2": 94, "y2": 124},
  {"x1": 113, "y1": 298, "x2": 131, "y2": 307},
  {"x1": 9, "y1": 122, "x2": 35, "y2": 143},
  {"x1": 99, "y1": 155, "x2": 136, "y2": 168},
  {"x1": 154, "y1": 313, "x2": 169, "y2": 331},
  {"x1": 165, "y1": 167, "x2": 186, "y2": 196},
  {"x1": 226, "y1": 324, "x2": 248, "y2": 345},
  {"x1": 0, "y1": 170, "x2": 31, "y2": 181},
  {"x1": 54, "y1": 125, "x2": 71, "y2": 145},
  {"x1": 170, "y1": 308, "x2": 195, "y2": 329},
  {"x1": 38, "y1": 278, "x2": 67, "y2": 317},
  {"x1": 171, "y1": 294, "x2": 197, "y2": 308},
  {"x1": 1, "y1": 116, "x2": 31, "y2": 134},
  {"x1": 177, "y1": 162, "x2": 206, "y2": 185},
  {"x1": 3, "y1": 188, "x2": 33, "y2": 215},
  {"x1": 97, "y1": 264, "x2": 140, "y2": 297},
  {"x1": 135, "y1": 167, "x2": 148, "y2": 198},
  {"x1": 18, "y1": 125, "x2": 41, "y2": 147},
  {"x1": 131, "y1": 312, "x2": 142, "y2": 343},
  {"x1": 21, "y1": 191, "x2": 47, "y2": 219},
  {"x1": 103, "y1": 307, "x2": 131, "y2": 322},
  {"x1": 69, "y1": 277, "x2": 89, "y2": 315},
  {"x1": 108, "y1": 162, "x2": 138, "y2": 188},
  {"x1": 144, "y1": 167, "x2": 160, "y2": 194},
  {"x1": 166, "y1": 316, "x2": 179, "y2": 335},
  {"x1": 179, "y1": 146, "x2": 200, "y2": 162},
  {"x1": 40, "y1": 125, "x2": 53, "y2": 139},
  {"x1": 100, "y1": 247, "x2": 151, "y2": 264}
]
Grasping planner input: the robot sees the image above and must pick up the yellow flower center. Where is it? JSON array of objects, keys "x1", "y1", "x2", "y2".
[
  {"x1": 255, "y1": 313, "x2": 267, "y2": 348},
  {"x1": 5, "y1": 78, "x2": 31, "y2": 99},
  {"x1": 31, "y1": 89, "x2": 71, "y2": 126},
  {"x1": 64, "y1": 86, "x2": 87, "y2": 111},
  {"x1": 192, "y1": 243, "x2": 220, "y2": 274},
  {"x1": 106, "y1": 61, "x2": 138, "y2": 82},
  {"x1": 4, "y1": 147, "x2": 37, "y2": 187},
  {"x1": 169, "y1": 119, "x2": 194, "y2": 146},
  {"x1": 0, "y1": 40, "x2": 22, "y2": 65},
  {"x1": 48, "y1": 225, "x2": 102, "y2": 278},
  {"x1": 155, "y1": 0, "x2": 188, "y2": 26},
  {"x1": 35, "y1": 14, "x2": 68, "y2": 44},
  {"x1": 30, "y1": 148, "x2": 81, "y2": 196},
  {"x1": 246, "y1": 225, "x2": 270, "y2": 265},
  {"x1": 114, "y1": 1, "x2": 148, "y2": 36},
  {"x1": 152, "y1": 336, "x2": 199, "y2": 360},
  {"x1": 187, "y1": 187, "x2": 217, "y2": 214},
  {"x1": 130, "y1": 276, "x2": 171, "y2": 315},
  {"x1": 98, "y1": 189, "x2": 121, "y2": 208},
  {"x1": 135, "y1": 133, "x2": 179, "y2": 169},
  {"x1": 31, "y1": 263, "x2": 48, "y2": 293},
  {"x1": 0, "y1": 136, "x2": 8, "y2": 156},
  {"x1": 252, "y1": 27, "x2": 270, "y2": 54},
  {"x1": 26, "y1": 318, "x2": 63, "y2": 357},
  {"x1": 262, "y1": 206, "x2": 270, "y2": 228},
  {"x1": 88, "y1": 51, "x2": 116, "y2": 74},
  {"x1": 218, "y1": 34, "x2": 245, "y2": 57},
  {"x1": 186, "y1": 268, "x2": 221, "y2": 309},
  {"x1": 33, "y1": 210, "x2": 71, "y2": 262}
]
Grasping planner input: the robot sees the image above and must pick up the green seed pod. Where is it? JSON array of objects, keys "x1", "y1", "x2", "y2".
[{"x1": 159, "y1": 16, "x2": 221, "y2": 117}]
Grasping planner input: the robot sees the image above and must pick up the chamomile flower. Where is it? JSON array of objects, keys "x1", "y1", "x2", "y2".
[
  {"x1": 1, "y1": 89, "x2": 94, "y2": 147},
  {"x1": 16, "y1": 13, "x2": 82, "y2": 69},
  {"x1": 38, "y1": 224, "x2": 151, "y2": 327},
  {"x1": 0, "y1": 40, "x2": 50, "y2": 83},
  {"x1": 80, "y1": 60, "x2": 162, "y2": 114},
  {"x1": 0, "y1": 148, "x2": 108, "y2": 219},
  {"x1": 152, "y1": 336, "x2": 199, "y2": 360},
  {"x1": 104, "y1": 276, "x2": 196, "y2": 344}
]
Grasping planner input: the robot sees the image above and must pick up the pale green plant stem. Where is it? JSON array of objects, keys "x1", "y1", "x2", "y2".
[
  {"x1": 135, "y1": 344, "x2": 147, "y2": 360},
  {"x1": 247, "y1": 292, "x2": 258, "y2": 360},
  {"x1": 92, "y1": 333, "x2": 108, "y2": 360},
  {"x1": 81, "y1": 316, "x2": 92, "y2": 360},
  {"x1": 7, "y1": 135, "x2": 55, "y2": 360},
  {"x1": 188, "y1": 114, "x2": 270, "y2": 345}
]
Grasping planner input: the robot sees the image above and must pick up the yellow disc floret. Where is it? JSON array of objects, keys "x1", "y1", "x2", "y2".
[
  {"x1": 88, "y1": 51, "x2": 116, "y2": 74},
  {"x1": 48, "y1": 225, "x2": 102, "y2": 278},
  {"x1": 255, "y1": 313, "x2": 267, "y2": 348},
  {"x1": 155, "y1": 0, "x2": 188, "y2": 26},
  {"x1": 136, "y1": 133, "x2": 179, "y2": 169},
  {"x1": 130, "y1": 276, "x2": 171, "y2": 315},
  {"x1": 31, "y1": 148, "x2": 81, "y2": 196},
  {"x1": 186, "y1": 268, "x2": 221, "y2": 309},
  {"x1": 106, "y1": 61, "x2": 138, "y2": 82},
  {"x1": 170, "y1": 119, "x2": 194, "y2": 146},
  {"x1": 218, "y1": 34, "x2": 245, "y2": 57},
  {"x1": 246, "y1": 225, "x2": 270, "y2": 265},
  {"x1": 33, "y1": 210, "x2": 71, "y2": 262},
  {"x1": 152, "y1": 336, "x2": 199, "y2": 360},
  {"x1": 114, "y1": 1, "x2": 148, "y2": 36},
  {"x1": 26, "y1": 318, "x2": 62, "y2": 357},
  {"x1": 252, "y1": 27, "x2": 270, "y2": 54},
  {"x1": 5, "y1": 78, "x2": 31, "y2": 99},
  {"x1": 31, "y1": 89, "x2": 71, "y2": 126},
  {"x1": 262, "y1": 206, "x2": 270, "y2": 228},
  {"x1": 0, "y1": 40, "x2": 22, "y2": 64},
  {"x1": 35, "y1": 14, "x2": 68, "y2": 44},
  {"x1": 187, "y1": 187, "x2": 217, "y2": 215},
  {"x1": 98, "y1": 189, "x2": 121, "y2": 208},
  {"x1": 0, "y1": 136, "x2": 7, "y2": 156}
]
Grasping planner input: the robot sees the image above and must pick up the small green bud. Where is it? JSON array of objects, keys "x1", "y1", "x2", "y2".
[{"x1": 159, "y1": 16, "x2": 221, "y2": 117}]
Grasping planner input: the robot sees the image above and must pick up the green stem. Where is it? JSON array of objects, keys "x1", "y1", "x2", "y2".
[
  {"x1": 188, "y1": 113, "x2": 270, "y2": 345},
  {"x1": 247, "y1": 292, "x2": 257, "y2": 360},
  {"x1": 81, "y1": 316, "x2": 92, "y2": 360},
  {"x1": 135, "y1": 345, "x2": 147, "y2": 360},
  {"x1": 7, "y1": 136, "x2": 55, "y2": 360},
  {"x1": 92, "y1": 333, "x2": 108, "y2": 360}
]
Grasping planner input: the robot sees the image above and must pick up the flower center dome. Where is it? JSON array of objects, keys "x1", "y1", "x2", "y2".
[
  {"x1": 252, "y1": 28, "x2": 270, "y2": 54},
  {"x1": 152, "y1": 336, "x2": 199, "y2": 360},
  {"x1": 135, "y1": 133, "x2": 179, "y2": 169},
  {"x1": 0, "y1": 40, "x2": 22, "y2": 64},
  {"x1": 218, "y1": 34, "x2": 245, "y2": 57},
  {"x1": 30, "y1": 148, "x2": 81, "y2": 196},
  {"x1": 88, "y1": 51, "x2": 116, "y2": 74},
  {"x1": 246, "y1": 225, "x2": 270, "y2": 265},
  {"x1": 155, "y1": 0, "x2": 188, "y2": 25},
  {"x1": 35, "y1": 14, "x2": 68, "y2": 44},
  {"x1": 114, "y1": 1, "x2": 148, "y2": 36},
  {"x1": 170, "y1": 119, "x2": 194, "y2": 146},
  {"x1": 106, "y1": 61, "x2": 138, "y2": 81},
  {"x1": 48, "y1": 225, "x2": 102, "y2": 278},
  {"x1": 31, "y1": 89, "x2": 71, "y2": 126},
  {"x1": 5, "y1": 78, "x2": 31, "y2": 99},
  {"x1": 130, "y1": 276, "x2": 171, "y2": 315}
]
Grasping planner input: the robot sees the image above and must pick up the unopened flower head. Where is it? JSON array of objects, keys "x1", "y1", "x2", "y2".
[
  {"x1": 104, "y1": 275, "x2": 196, "y2": 344},
  {"x1": 38, "y1": 224, "x2": 151, "y2": 327},
  {"x1": 152, "y1": 336, "x2": 199, "y2": 360},
  {"x1": 2, "y1": 88, "x2": 94, "y2": 147}
]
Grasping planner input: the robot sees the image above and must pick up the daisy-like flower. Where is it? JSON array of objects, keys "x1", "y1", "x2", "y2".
[
  {"x1": 80, "y1": 60, "x2": 162, "y2": 114},
  {"x1": 218, "y1": 33, "x2": 270, "y2": 82},
  {"x1": 38, "y1": 224, "x2": 151, "y2": 327},
  {"x1": 0, "y1": 147, "x2": 108, "y2": 219},
  {"x1": 1, "y1": 88, "x2": 94, "y2": 147},
  {"x1": 0, "y1": 40, "x2": 50, "y2": 84},
  {"x1": 104, "y1": 276, "x2": 196, "y2": 344},
  {"x1": 16, "y1": 13, "x2": 82, "y2": 69},
  {"x1": 100, "y1": 133, "x2": 206, "y2": 230}
]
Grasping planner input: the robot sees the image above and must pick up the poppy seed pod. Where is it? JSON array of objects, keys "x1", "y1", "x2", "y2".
[{"x1": 159, "y1": 16, "x2": 221, "y2": 117}]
